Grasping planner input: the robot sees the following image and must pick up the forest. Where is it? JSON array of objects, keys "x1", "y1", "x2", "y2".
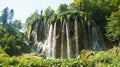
[{"x1": 0, "y1": 0, "x2": 120, "y2": 66}]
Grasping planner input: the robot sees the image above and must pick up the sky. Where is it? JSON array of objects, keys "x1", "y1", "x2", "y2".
[{"x1": 0, "y1": 0, "x2": 73, "y2": 23}]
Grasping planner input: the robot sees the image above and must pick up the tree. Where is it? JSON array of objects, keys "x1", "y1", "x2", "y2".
[
  {"x1": 0, "y1": 7, "x2": 30, "y2": 56},
  {"x1": 69, "y1": 0, "x2": 120, "y2": 33},
  {"x1": 0, "y1": 16, "x2": 2, "y2": 25},
  {"x1": 9, "y1": 9, "x2": 14, "y2": 23},
  {"x1": 57, "y1": 4, "x2": 68, "y2": 14},
  {"x1": 44, "y1": 7, "x2": 55, "y2": 23},
  {"x1": 0, "y1": 26, "x2": 21, "y2": 56},
  {"x1": 70, "y1": 0, "x2": 84, "y2": 11},
  {"x1": 25, "y1": 11, "x2": 41, "y2": 39},
  {"x1": 1, "y1": 7, "x2": 9, "y2": 26},
  {"x1": 106, "y1": 5, "x2": 120, "y2": 42},
  {"x1": 0, "y1": 23, "x2": 29, "y2": 56},
  {"x1": 0, "y1": 7, "x2": 14, "y2": 26},
  {"x1": 13, "y1": 19, "x2": 22, "y2": 32},
  {"x1": 57, "y1": 4, "x2": 69, "y2": 21},
  {"x1": 25, "y1": 11, "x2": 40, "y2": 28},
  {"x1": 0, "y1": 26, "x2": 7, "y2": 38}
]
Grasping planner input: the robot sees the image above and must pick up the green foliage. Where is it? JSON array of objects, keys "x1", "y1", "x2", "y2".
[
  {"x1": 0, "y1": 56, "x2": 83, "y2": 67},
  {"x1": 0, "y1": 26, "x2": 7, "y2": 37},
  {"x1": 12, "y1": 19, "x2": 22, "y2": 31},
  {"x1": 57, "y1": 4, "x2": 68, "y2": 14},
  {"x1": 0, "y1": 7, "x2": 30, "y2": 56},
  {"x1": 70, "y1": 0, "x2": 84, "y2": 11},
  {"x1": 79, "y1": 48, "x2": 120, "y2": 67},
  {"x1": 0, "y1": 47, "x2": 120, "y2": 67},
  {"x1": 69, "y1": 0, "x2": 120, "y2": 42},
  {"x1": 0, "y1": 7, "x2": 9, "y2": 26},
  {"x1": 57, "y1": 4, "x2": 68, "y2": 19},
  {"x1": 25, "y1": 11, "x2": 40, "y2": 29},
  {"x1": 0, "y1": 7, "x2": 14, "y2": 26},
  {"x1": 0, "y1": 22, "x2": 28, "y2": 56},
  {"x1": 0, "y1": 46, "x2": 9, "y2": 57},
  {"x1": 44, "y1": 6, "x2": 55, "y2": 23},
  {"x1": 25, "y1": 11, "x2": 41, "y2": 38},
  {"x1": 106, "y1": 5, "x2": 120, "y2": 42},
  {"x1": 0, "y1": 32, "x2": 22, "y2": 56}
]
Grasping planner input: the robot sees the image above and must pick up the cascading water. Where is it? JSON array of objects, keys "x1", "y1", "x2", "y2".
[
  {"x1": 81, "y1": 19, "x2": 88, "y2": 48},
  {"x1": 65, "y1": 20, "x2": 71, "y2": 59},
  {"x1": 74, "y1": 18, "x2": 79, "y2": 57},
  {"x1": 45, "y1": 24, "x2": 53, "y2": 58},
  {"x1": 31, "y1": 23, "x2": 39, "y2": 52},
  {"x1": 61, "y1": 21, "x2": 64, "y2": 58},
  {"x1": 38, "y1": 24, "x2": 53, "y2": 58},
  {"x1": 91, "y1": 20, "x2": 103, "y2": 50},
  {"x1": 37, "y1": 22, "x2": 57, "y2": 58},
  {"x1": 52, "y1": 22, "x2": 56, "y2": 58},
  {"x1": 29, "y1": 17, "x2": 105, "y2": 59}
]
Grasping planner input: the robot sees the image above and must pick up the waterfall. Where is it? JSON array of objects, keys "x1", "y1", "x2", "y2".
[
  {"x1": 61, "y1": 22, "x2": 64, "y2": 58},
  {"x1": 92, "y1": 26, "x2": 100, "y2": 50},
  {"x1": 92, "y1": 20, "x2": 103, "y2": 50},
  {"x1": 29, "y1": 17, "x2": 105, "y2": 59},
  {"x1": 52, "y1": 22, "x2": 56, "y2": 58},
  {"x1": 35, "y1": 23, "x2": 38, "y2": 50},
  {"x1": 65, "y1": 20, "x2": 71, "y2": 59},
  {"x1": 39, "y1": 23, "x2": 57, "y2": 58},
  {"x1": 31, "y1": 23, "x2": 39, "y2": 52},
  {"x1": 47, "y1": 24, "x2": 53, "y2": 58},
  {"x1": 74, "y1": 18, "x2": 79, "y2": 57},
  {"x1": 42, "y1": 24, "x2": 53, "y2": 58},
  {"x1": 81, "y1": 19, "x2": 88, "y2": 48}
]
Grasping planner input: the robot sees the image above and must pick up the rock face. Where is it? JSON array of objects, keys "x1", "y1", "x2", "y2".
[{"x1": 28, "y1": 18, "x2": 105, "y2": 59}]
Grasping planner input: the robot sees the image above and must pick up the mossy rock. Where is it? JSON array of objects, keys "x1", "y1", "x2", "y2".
[{"x1": 79, "y1": 49, "x2": 96, "y2": 60}]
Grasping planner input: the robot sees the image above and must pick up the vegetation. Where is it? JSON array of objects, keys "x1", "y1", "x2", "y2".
[
  {"x1": 106, "y1": 5, "x2": 120, "y2": 42},
  {"x1": 0, "y1": 0, "x2": 120, "y2": 66},
  {"x1": 0, "y1": 47, "x2": 120, "y2": 67},
  {"x1": 24, "y1": 0, "x2": 120, "y2": 43},
  {"x1": 0, "y1": 7, "x2": 30, "y2": 56}
]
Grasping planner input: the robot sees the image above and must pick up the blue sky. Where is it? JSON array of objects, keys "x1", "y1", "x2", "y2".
[{"x1": 0, "y1": 0, "x2": 73, "y2": 23}]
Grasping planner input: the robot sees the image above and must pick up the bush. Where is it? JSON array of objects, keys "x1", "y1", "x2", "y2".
[
  {"x1": 0, "y1": 47, "x2": 120, "y2": 67},
  {"x1": 0, "y1": 46, "x2": 9, "y2": 57}
]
